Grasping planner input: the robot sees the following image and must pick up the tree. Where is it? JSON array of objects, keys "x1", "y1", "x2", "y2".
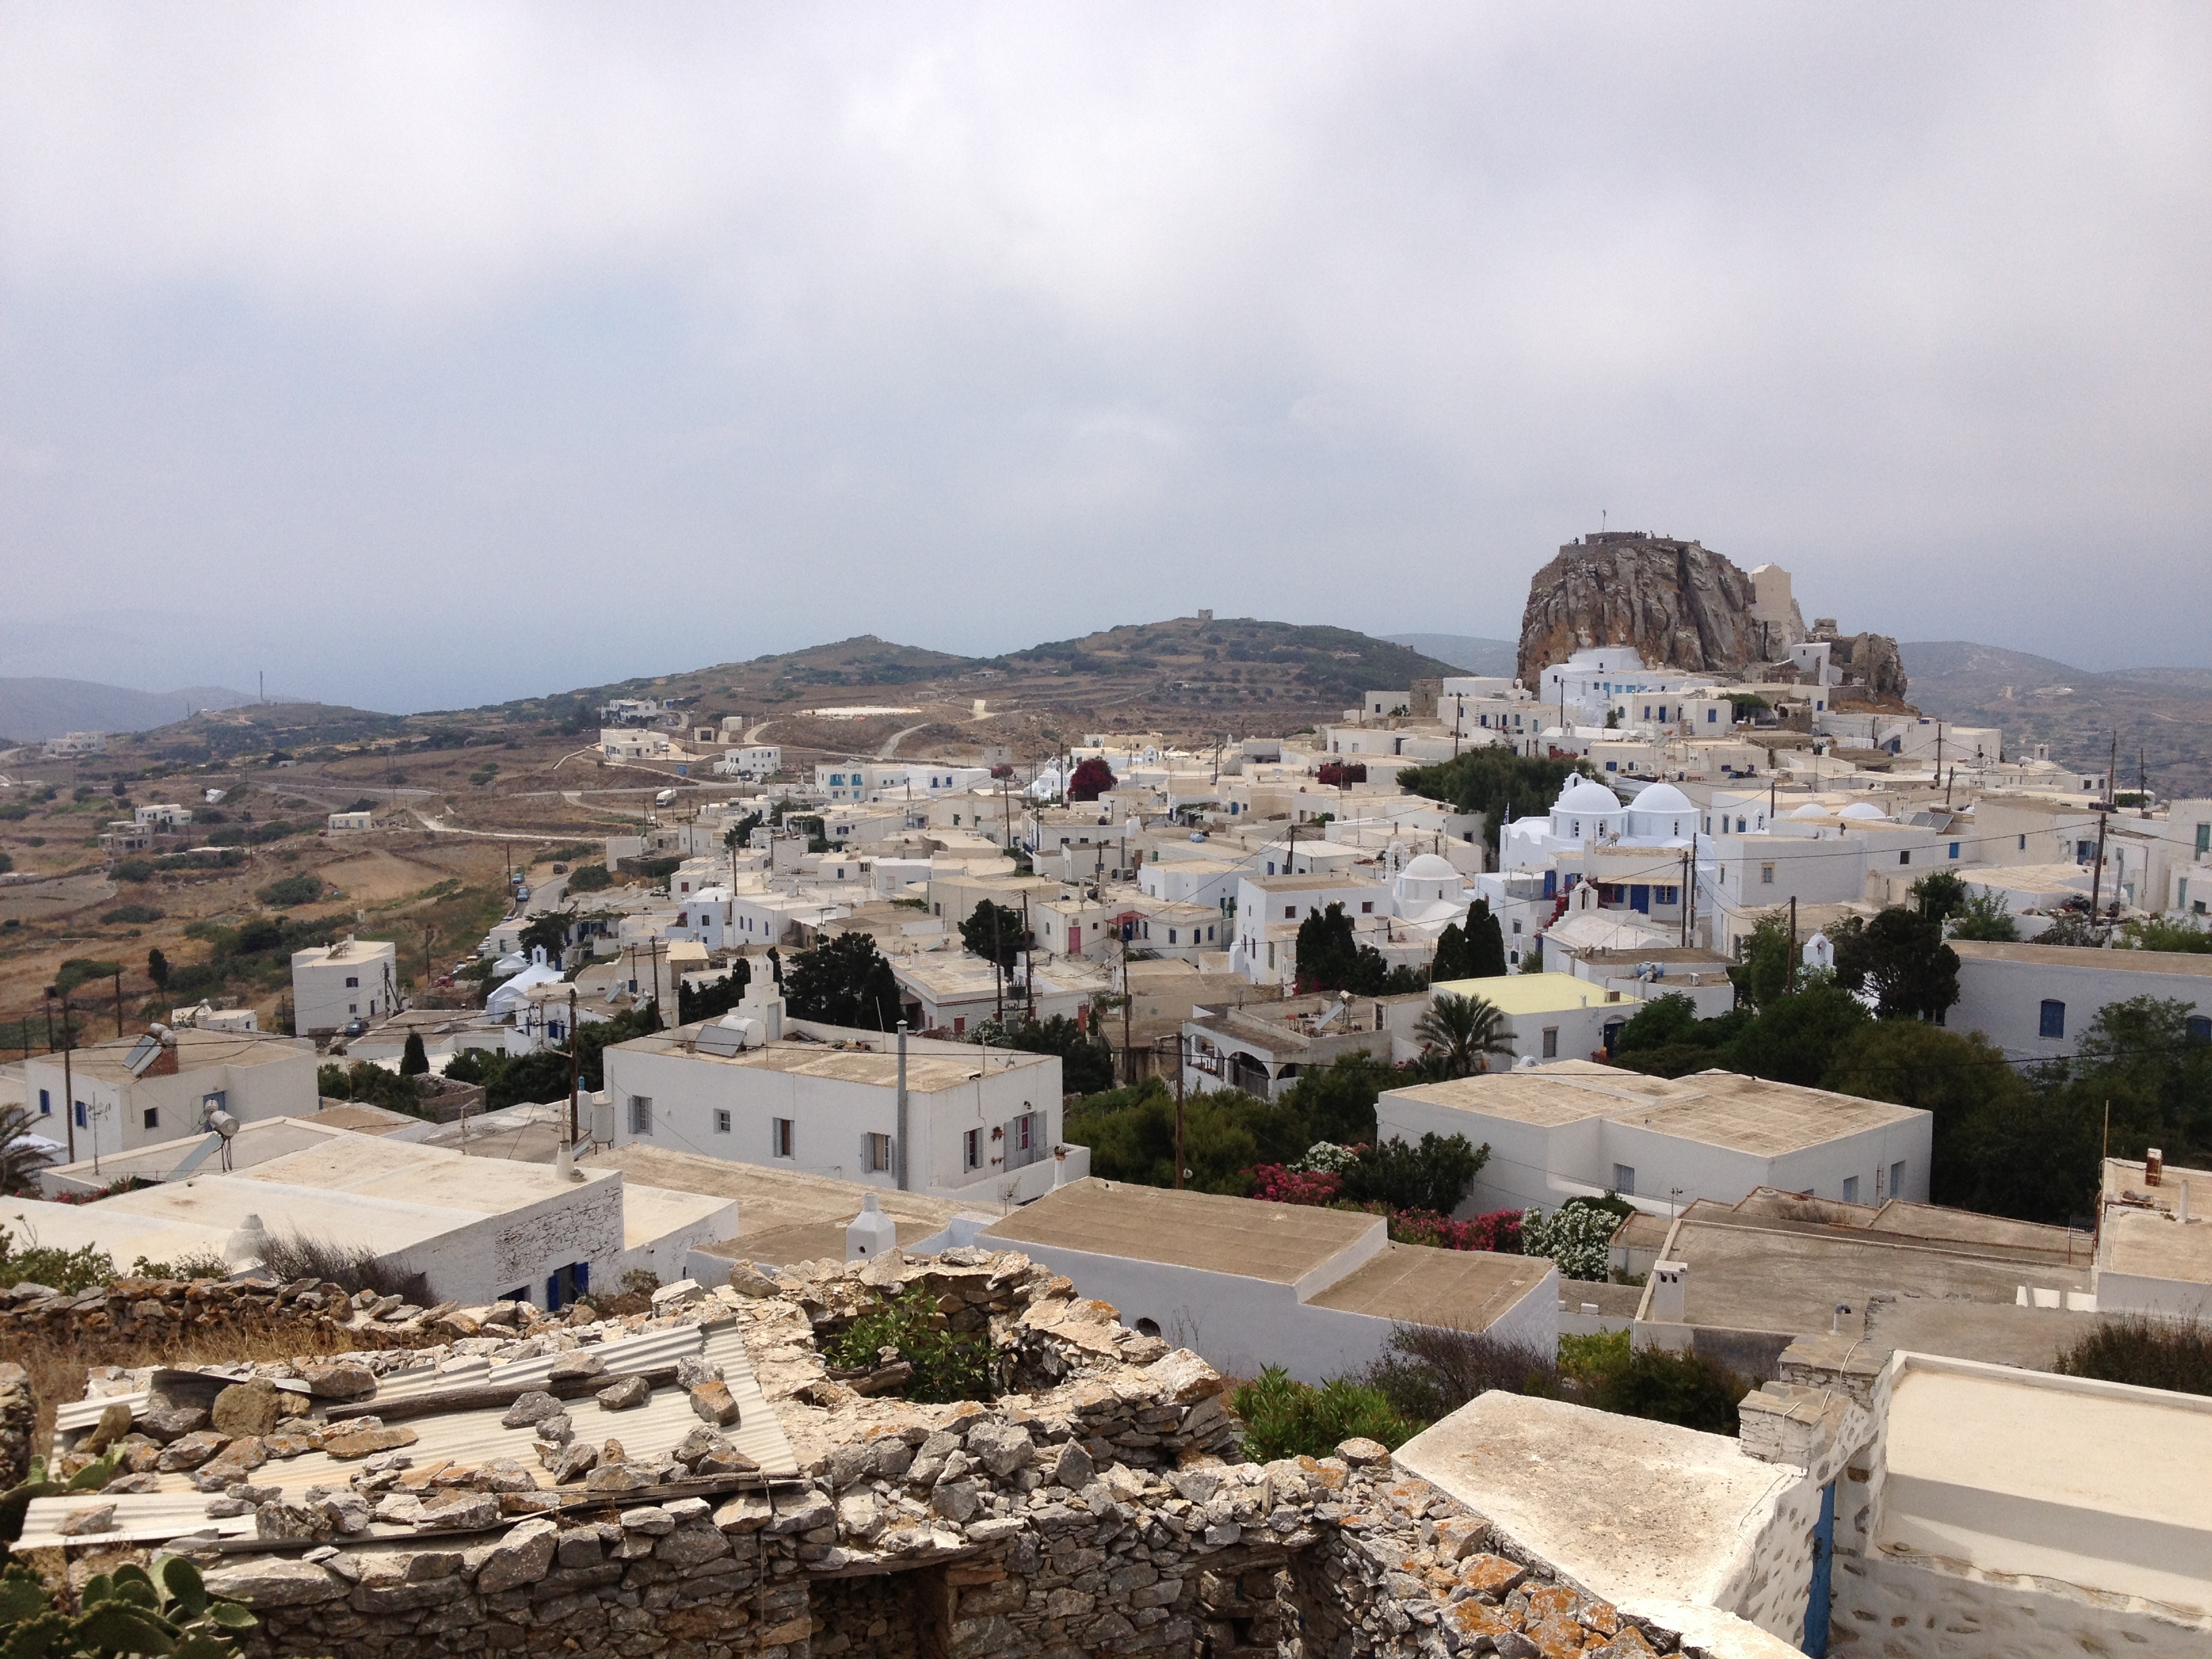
[
  {"x1": 1908, "y1": 870, "x2": 1969, "y2": 926},
  {"x1": 1831, "y1": 908, "x2": 1961, "y2": 1021},
  {"x1": 518, "y1": 909, "x2": 573, "y2": 964},
  {"x1": 677, "y1": 959, "x2": 751, "y2": 1023},
  {"x1": 1822, "y1": 1020, "x2": 2030, "y2": 1208},
  {"x1": 2118, "y1": 917, "x2": 2212, "y2": 955},
  {"x1": 784, "y1": 933, "x2": 902, "y2": 1030},
  {"x1": 1722, "y1": 981, "x2": 1870, "y2": 1088},
  {"x1": 1279, "y1": 1051, "x2": 1392, "y2": 1146},
  {"x1": 1465, "y1": 901, "x2": 1509, "y2": 978},
  {"x1": 399, "y1": 1033, "x2": 429, "y2": 1078},
  {"x1": 0, "y1": 1106, "x2": 49, "y2": 1195},
  {"x1": 997, "y1": 1015, "x2": 1114, "y2": 1095},
  {"x1": 1948, "y1": 890, "x2": 2020, "y2": 942},
  {"x1": 146, "y1": 947, "x2": 169, "y2": 991},
  {"x1": 1728, "y1": 912, "x2": 1797, "y2": 1012},
  {"x1": 1067, "y1": 757, "x2": 1117, "y2": 802},
  {"x1": 959, "y1": 900, "x2": 1032, "y2": 972},
  {"x1": 1296, "y1": 903, "x2": 1422, "y2": 996},
  {"x1": 1065, "y1": 1081, "x2": 1309, "y2": 1194},
  {"x1": 1340, "y1": 1132, "x2": 1486, "y2": 1214},
  {"x1": 1413, "y1": 992, "x2": 1515, "y2": 1078},
  {"x1": 1429, "y1": 922, "x2": 1476, "y2": 984}
]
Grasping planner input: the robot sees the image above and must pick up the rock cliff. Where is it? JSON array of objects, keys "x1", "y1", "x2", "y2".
[{"x1": 1515, "y1": 532, "x2": 1907, "y2": 700}]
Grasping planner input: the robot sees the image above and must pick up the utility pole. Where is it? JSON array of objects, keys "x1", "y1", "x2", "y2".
[
  {"x1": 2140, "y1": 745, "x2": 2150, "y2": 817},
  {"x1": 992, "y1": 903, "x2": 1004, "y2": 1023},
  {"x1": 2089, "y1": 804, "x2": 2110, "y2": 924},
  {"x1": 1679, "y1": 849, "x2": 1689, "y2": 947},
  {"x1": 1787, "y1": 896, "x2": 1798, "y2": 995},
  {"x1": 112, "y1": 970, "x2": 124, "y2": 1038},
  {"x1": 1174, "y1": 1032, "x2": 1186, "y2": 1191},
  {"x1": 56, "y1": 989, "x2": 76, "y2": 1164},
  {"x1": 1021, "y1": 893, "x2": 1036, "y2": 1022},
  {"x1": 1121, "y1": 928, "x2": 1134, "y2": 1087},
  {"x1": 566, "y1": 989, "x2": 581, "y2": 1151}
]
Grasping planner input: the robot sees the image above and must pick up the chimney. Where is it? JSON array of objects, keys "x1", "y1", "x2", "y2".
[
  {"x1": 2148, "y1": 1149, "x2": 2164, "y2": 1187},
  {"x1": 1650, "y1": 1261, "x2": 1689, "y2": 1324}
]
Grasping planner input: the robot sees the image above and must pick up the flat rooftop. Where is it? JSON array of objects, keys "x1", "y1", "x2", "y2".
[
  {"x1": 1952, "y1": 941, "x2": 2212, "y2": 978},
  {"x1": 615, "y1": 1031, "x2": 1052, "y2": 1093},
  {"x1": 2099, "y1": 1157, "x2": 2212, "y2": 1286},
  {"x1": 598, "y1": 1142, "x2": 990, "y2": 1266},
  {"x1": 36, "y1": 1028, "x2": 312, "y2": 1084},
  {"x1": 980, "y1": 1177, "x2": 1379, "y2": 1288},
  {"x1": 1878, "y1": 1355, "x2": 2212, "y2": 1614},
  {"x1": 1304, "y1": 1242, "x2": 1553, "y2": 1331},
  {"x1": 1387, "y1": 1061, "x2": 1921, "y2": 1155},
  {"x1": 1395, "y1": 1391, "x2": 1801, "y2": 1612},
  {"x1": 1429, "y1": 972, "x2": 1642, "y2": 1018}
]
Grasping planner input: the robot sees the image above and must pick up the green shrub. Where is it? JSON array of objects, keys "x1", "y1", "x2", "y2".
[
  {"x1": 100, "y1": 905, "x2": 163, "y2": 925},
  {"x1": 1521, "y1": 1204, "x2": 1618, "y2": 1281},
  {"x1": 2056, "y1": 1317, "x2": 2212, "y2": 1396},
  {"x1": 566, "y1": 863, "x2": 613, "y2": 893},
  {"x1": 0, "y1": 1226, "x2": 117, "y2": 1294},
  {"x1": 821, "y1": 1292, "x2": 993, "y2": 1404},
  {"x1": 126, "y1": 1252, "x2": 231, "y2": 1282},
  {"x1": 257, "y1": 873, "x2": 323, "y2": 908},
  {"x1": 1231, "y1": 1366, "x2": 1420, "y2": 1460},
  {"x1": 1582, "y1": 1345, "x2": 1750, "y2": 1436},
  {"x1": 111, "y1": 858, "x2": 155, "y2": 882},
  {"x1": 54, "y1": 958, "x2": 123, "y2": 995}
]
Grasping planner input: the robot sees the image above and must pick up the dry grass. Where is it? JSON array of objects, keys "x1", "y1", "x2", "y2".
[{"x1": 0, "y1": 1317, "x2": 436, "y2": 1454}]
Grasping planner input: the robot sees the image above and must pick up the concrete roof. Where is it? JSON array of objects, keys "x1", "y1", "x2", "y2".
[
  {"x1": 1243, "y1": 873, "x2": 1380, "y2": 893},
  {"x1": 1303, "y1": 1242, "x2": 1553, "y2": 1331},
  {"x1": 615, "y1": 1031, "x2": 1052, "y2": 1094},
  {"x1": 603, "y1": 1143, "x2": 989, "y2": 1267},
  {"x1": 40, "y1": 1028, "x2": 312, "y2": 1084},
  {"x1": 1877, "y1": 1353, "x2": 2212, "y2": 1614},
  {"x1": 2100, "y1": 1157, "x2": 2212, "y2": 1286},
  {"x1": 1952, "y1": 940, "x2": 2212, "y2": 977},
  {"x1": 979, "y1": 1178, "x2": 1380, "y2": 1288},
  {"x1": 1386, "y1": 1063, "x2": 1921, "y2": 1156},
  {"x1": 1430, "y1": 972, "x2": 1643, "y2": 1017},
  {"x1": 1395, "y1": 1391, "x2": 1802, "y2": 1612}
]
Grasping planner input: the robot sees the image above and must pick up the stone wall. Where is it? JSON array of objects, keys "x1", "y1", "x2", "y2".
[
  {"x1": 0, "y1": 1361, "x2": 31, "y2": 1491},
  {"x1": 167, "y1": 1248, "x2": 1762, "y2": 1659}
]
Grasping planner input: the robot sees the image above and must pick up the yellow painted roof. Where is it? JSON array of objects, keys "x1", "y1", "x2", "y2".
[{"x1": 1431, "y1": 971, "x2": 1642, "y2": 1017}]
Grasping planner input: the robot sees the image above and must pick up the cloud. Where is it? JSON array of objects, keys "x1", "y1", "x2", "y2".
[{"x1": 1, "y1": 1, "x2": 2207, "y2": 708}]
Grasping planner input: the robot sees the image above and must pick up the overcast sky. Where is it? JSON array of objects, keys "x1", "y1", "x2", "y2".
[{"x1": 3, "y1": 3, "x2": 2207, "y2": 712}]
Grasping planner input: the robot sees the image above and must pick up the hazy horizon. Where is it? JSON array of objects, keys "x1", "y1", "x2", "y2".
[{"x1": 5, "y1": 3, "x2": 2208, "y2": 710}]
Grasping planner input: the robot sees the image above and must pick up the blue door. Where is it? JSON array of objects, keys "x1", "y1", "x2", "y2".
[{"x1": 1802, "y1": 1479, "x2": 1835, "y2": 1656}]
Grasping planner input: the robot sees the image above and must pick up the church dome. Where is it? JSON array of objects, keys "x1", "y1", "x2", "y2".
[
  {"x1": 1629, "y1": 781, "x2": 1694, "y2": 815},
  {"x1": 1399, "y1": 853, "x2": 1460, "y2": 882},
  {"x1": 1839, "y1": 802, "x2": 1887, "y2": 821},
  {"x1": 1790, "y1": 803, "x2": 1828, "y2": 819},
  {"x1": 1555, "y1": 777, "x2": 1624, "y2": 814}
]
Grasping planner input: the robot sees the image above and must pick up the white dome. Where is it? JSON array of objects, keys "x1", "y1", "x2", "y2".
[
  {"x1": 1629, "y1": 781, "x2": 1694, "y2": 815},
  {"x1": 1399, "y1": 853, "x2": 1459, "y2": 881},
  {"x1": 1555, "y1": 778, "x2": 1624, "y2": 814},
  {"x1": 1839, "y1": 802, "x2": 1887, "y2": 821},
  {"x1": 1790, "y1": 803, "x2": 1828, "y2": 819}
]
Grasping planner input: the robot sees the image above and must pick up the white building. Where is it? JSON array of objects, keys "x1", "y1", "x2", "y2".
[
  {"x1": 1378, "y1": 1059, "x2": 1932, "y2": 1218},
  {"x1": 41, "y1": 731, "x2": 106, "y2": 756},
  {"x1": 1950, "y1": 940, "x2": 2211, "y2": 1059},
  {"x1": 1532, "y1": 647, "x2": 1725, "y2": 729},
  {"x1": 22, "y1": 1027, "x2": 320, "y2": 1168},
  {"x1": 11, "y1": 1115, "x2": 732, "y2": 1308},
  {"x1": 1422, "y1": 971, "x2": 1645, "y2": 1068},
  {"x1": 966, "y1": 1177, "x2": 1557, "y2": 1385},
  {"x1": 290, "y1": 935, "x2": 400, "y2": 1036},
  {"x1": 133, "y1": 803, "x2": 193, "y2": 830},
  {"x1": 711, "y1": 745, "x2": 783, "y2": 779},
  {"x1": 600, "y1": 1000, "x2": 1069, "y2": 1202},
  {"x1": 600, "y1": 728, "x2": 675, "y2": 760},
  {"x1": 327, "y1": 809, "x2": 374, "y2": 832}
]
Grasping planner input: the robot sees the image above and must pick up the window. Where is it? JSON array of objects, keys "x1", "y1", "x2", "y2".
[
  {"x1": 1004, "y1": 1110, "x2": 1045, "y2": 1170},
  {"x1": 1706, "y1": 708, "x2": 1717, "y2": 723},
  {"x1": 74, "y1": 1101, "x2": 87, "y2": 1129},
  {"x1": 1890, "y1": 1160, "x2": 1907, "y2": 1197},
  {"x1": 345, "y1": 976, "x2": 359, "y2": 989},
  {"x1": 37, "y1": 1090, "x2": 49, "y2": 1117},
  {"x1": 964, "y1": 1128, "x2": 981, "y2": 1171},
  {"x1": 545, "y1": 1262, "x2": 589, "y2": 1311},
  {"x1": 713, "y1": 1109, "x2": 731, "y2": 1134},
  {"x1": 1899, "y1": 851, "x2": 1910, "y2": 866},
  {"x1": 628, "y1": 1094, "x2": 653, "y2": 1134},
  {"x1": 864, "y1": 1132, "x2": 893, "y2": 1174},
  {"x1": 2039, "y1": 1000, "x2": 2066, "y2": 1040},
  {"x1": 1761, "y1": 863, "x2": 1776, "y2": 885},
  {"x1": 1613, "y1": 1164, "x2": 1637, "y2": 1196},
  {"x1": 2018, "y1": 834, "x2": 2028, "y2": 851},
  {"x1": 2186, "y1": 1016, "x2": 2211, "y2": 1045},
  {"x1": 1540, "y1": 1027, "x2": 1558, "y2": 1059},
  {"x1": 1361, "y1": 901, "x2": 1373, "y2": 914},
  {"x1": 1284, "y1": 905, "x2": 1296, "y2": 919},
  {"x1": 1842, "y1": 1176, "x2": 1860, "y2": 1204},
  {"x1": 1736, "y1": 817, "x2": 1746, "y2": 833},
  {"x1": 771, "y1": 1118, "x2": 794, "y2": 1158},
  {"x1": 142, "y1": 1108, "x2": 159, "y2": 1131}
]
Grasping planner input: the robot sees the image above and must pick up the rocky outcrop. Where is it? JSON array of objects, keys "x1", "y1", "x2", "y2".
[{"x1": 1516, "y1": 532, "x2": 1906, "y2": 700}]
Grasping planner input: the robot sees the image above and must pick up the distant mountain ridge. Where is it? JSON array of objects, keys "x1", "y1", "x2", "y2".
[
  {"x1": 1382, "y1": 634, "x2": 1519, "y2": 677},
  {"x1": 0, "y1": 678, "x2": 268, "y2": 743}
]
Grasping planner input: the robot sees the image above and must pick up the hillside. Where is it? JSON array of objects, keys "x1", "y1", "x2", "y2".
[
  {"x1": 1383, "y1": 634, "x2": 1519, "y2": 677},
  {"x1": 0, "y1": 677, "x2": 268, "y2": 743},
  {"x1": 989, "y1": 617, "x2": 1463, "y2": 712},
  {"x1": 1902, "y1": 641, "x2": 2212, "y2": 798}
]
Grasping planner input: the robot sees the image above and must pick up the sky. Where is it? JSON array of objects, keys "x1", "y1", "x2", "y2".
[{"x1": 3, "y1": 3, "x2": 2208, "y2": 714}]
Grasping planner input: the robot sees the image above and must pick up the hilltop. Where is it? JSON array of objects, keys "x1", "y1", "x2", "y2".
[{"x1": 0, "y1": 677, "x2": 274, "y2": 743}]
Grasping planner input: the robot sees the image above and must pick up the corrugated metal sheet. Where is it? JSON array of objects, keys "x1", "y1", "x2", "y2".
[{"x1": 25, "y1": 1323, "x2": 796, "y2": 1552}]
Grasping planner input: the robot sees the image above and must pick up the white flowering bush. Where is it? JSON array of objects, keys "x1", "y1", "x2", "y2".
[
  {"x1": 1292, "y1": 1141, "x2": 1363, "y2": 1174},
  {"x1": 1520, "y1": 1204, "x2": 1617, "y2": 1281}
]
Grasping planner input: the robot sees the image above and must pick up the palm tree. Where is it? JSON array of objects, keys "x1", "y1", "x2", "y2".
[
  {"x1": 1414, "y1": 991, "x2": 1515, "y2": 1079},
  {"x1": 0, "y1": 1105, "x2": 54, "y2": 1196}
]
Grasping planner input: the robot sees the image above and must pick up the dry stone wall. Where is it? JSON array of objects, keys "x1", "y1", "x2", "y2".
[{"x1": 41, "y1": 1250, "x2": 1767, "y2": 1659}]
